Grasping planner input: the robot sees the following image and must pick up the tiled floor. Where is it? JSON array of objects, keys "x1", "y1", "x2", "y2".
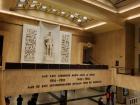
[{"x1": 9, "y1": 88, "x2": 120, "y2": 105}]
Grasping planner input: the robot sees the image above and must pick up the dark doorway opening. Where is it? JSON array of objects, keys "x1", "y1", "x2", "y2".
[
  {"x1": 0, "y1": 36, "x2": 3, "y2": 66},
  {"x1": 83, "y1": 48, "x2": 93, "y2": 64}
]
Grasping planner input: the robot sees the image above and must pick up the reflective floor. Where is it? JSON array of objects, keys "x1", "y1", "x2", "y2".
[{"x1": 9, "y1": 88, "x2": 121, "y2": 105}]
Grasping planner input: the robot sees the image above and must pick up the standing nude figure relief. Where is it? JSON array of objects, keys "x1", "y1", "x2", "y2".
[{"x1": 44, "y1": 32, "x2": 54, "y2": 62}]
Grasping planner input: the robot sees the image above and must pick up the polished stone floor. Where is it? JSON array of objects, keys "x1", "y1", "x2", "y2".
[{"x1": 9, "y1": 88, "x2": 121, "y2": 105}]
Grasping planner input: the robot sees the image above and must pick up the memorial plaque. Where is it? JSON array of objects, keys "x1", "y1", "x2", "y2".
[{"x1": 4, "y1": 69, "x2": 111, "y2": 96}]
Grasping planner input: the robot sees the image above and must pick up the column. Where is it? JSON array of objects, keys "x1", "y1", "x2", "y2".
[{"x1": 0, "y1": 71, "x2": 5, "y2": 105}]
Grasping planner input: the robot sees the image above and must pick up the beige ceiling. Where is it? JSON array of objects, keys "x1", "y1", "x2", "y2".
[
  {"x1": 0, "y1": 0, "x2": 139, "y2": 34},
  {"x1": 94, "y1": 0, "x2": 137, "y2": 8},
  {"x1": 108, "y1": 0, "x2": 138, "y2": 8}
]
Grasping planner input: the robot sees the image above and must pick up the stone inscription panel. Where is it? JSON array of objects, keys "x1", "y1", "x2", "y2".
[{"x1": 4, "y1": 70, "x2": 111, "y2": 96}]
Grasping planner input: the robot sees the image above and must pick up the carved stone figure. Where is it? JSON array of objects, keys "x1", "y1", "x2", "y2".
[{"x1": 44, "y1": 32, "x2": 54, "y2": 62}]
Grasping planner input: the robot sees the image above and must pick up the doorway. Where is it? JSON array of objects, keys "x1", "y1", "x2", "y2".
[
  {"x1": 78, "y1": 42, "x2": 93, "y2": 64},
  {"x1": 83, "y1": 47, "x2": 93, "y2": 64}
]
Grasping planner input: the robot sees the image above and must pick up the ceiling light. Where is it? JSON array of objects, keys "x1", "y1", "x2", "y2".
[
  {"x1": 15, "y1": 0, "x2": 92, "y2": 26},
  {"x1": 77, "y1": 19, "x2": 82, "y2": 23},
  {"x1": 126, "y1": 13, "x2": 140, "y2": 20},
  {"x1": 18, "y1": 4, "x2": 24, "y2": 8},
  {"x1": 84, "y1": 22, "x2": 107, "y2": 30},
  {"x1": 61, "y1": 11, "x2": 65, "y2": 15},
  {"x1": 41, "y1": 5, "x2": 47, "y2": 10},
  {"x1": 30, "y1": 4, "x2": 36, "y2": 8},
  {"x1": 52, "y1": 9, "x2": 57, "y2": 12},
  {"x1": 70, "y1": 14, "x2": 74, "y2": 18},
  {"x1": 83, "y1": 16, "x2": 88, "y2": 20},
  {"x1": 20, "y1": 0, "x2": 26, "y2": 3},
  {"x1": 32, "y1": 0, "x2": 38, "y2": 4}
]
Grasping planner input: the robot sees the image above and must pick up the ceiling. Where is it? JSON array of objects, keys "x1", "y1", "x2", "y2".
[
  {"x1": 108, "y1": 0, "x2": 138, "y2": 8},
  {"x1": 94, "y1": 0, "x2": 138, "y2": 8},
  {"x1": 0, "y1": 0, "x2": 139, "y2": 34}
]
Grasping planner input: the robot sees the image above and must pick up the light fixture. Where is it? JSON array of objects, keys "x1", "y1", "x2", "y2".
[
  {"x1": 0, "y1": 10, "x2": 108, "y2": 31},
  {"x1": 61, "y1": 11, "x2": 65, "y2": 15},
  {"x1": 13, "y1": 0, "x2": 92, "y2": 26},
  {"x1": 32, "y1": 0, "x2": 38, "y2": 4},
  {"x1": 83, "y1": 16, "x2": 88, "y2": 20},
  {"x1": 20, "y1": 0, "x2": 26, "y2": 3},
  {"x1": 70, "y1": 14, "x2": 74, "y2": 18},
  {"x1": 84, "y1": 22, "x2": 107, "y2": 30},
  {"x1": 77, "y1": 19, "x2": 82, "y2": 23},
  {"x1": 41, "y1": 5, "x2": 47, "y2": 10},
  {"x1": 52, "y1": 9, "x2": 57, "y2": 12},
  {"x1": 126, "y1": 13, "x2": 140, "y2": 20},
  {"x1": 18, "y1": 4, "x2": 24, "y2": 8},
  {"x1": 30, "y1": 4, "x2": 36, "y2": 8}
]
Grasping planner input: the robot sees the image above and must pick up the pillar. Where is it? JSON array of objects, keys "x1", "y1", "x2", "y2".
[{"x1": 0, "y1": 71, "x2": 5, "y2": 105}]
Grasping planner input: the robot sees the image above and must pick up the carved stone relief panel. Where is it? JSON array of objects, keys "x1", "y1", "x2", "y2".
[
  {"x1": 39, "y1": 22, "x2": 60, "y2": 64},
  {"x1": 21, "y1": 23, "x2": 72, "y2": 64},
  {"x1": 21, "y1": 24, "x2": 40, "y2": 63},
  {"x1": 60, "y1": 31, "x2": 72, "y2": 64}
]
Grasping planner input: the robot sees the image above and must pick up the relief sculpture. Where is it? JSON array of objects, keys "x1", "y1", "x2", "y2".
[
  {"x1": 23, "y1": 27, "x2": 38, "y2": 62},
  {"x1": 60, "y1": 32, "x2": 71, "y2": 64},
  {"x1": 21, "y1": 24, "x2": 71, "y2": 64},
  {"x1": 44, "y1": 32, "x2": 54, "y2": 63}
]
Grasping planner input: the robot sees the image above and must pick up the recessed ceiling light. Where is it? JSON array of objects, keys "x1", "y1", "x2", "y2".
[
  {"x1": 84, "y1": 22, "x2": 107, "y2": 30},
  {"x1": 126, "y1": 13, "x2": 140, "y2": 20},
  {"x1": 118, "y1": 3, "x2": 140, "y2": 13}
]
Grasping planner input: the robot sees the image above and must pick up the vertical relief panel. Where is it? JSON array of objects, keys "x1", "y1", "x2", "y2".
[
  {"x1": 21, "y1": 24, "x2": 40, "y2": 63},
  {"x1": 39, "y1": 22, "x2": 60, "y2": 64},
  {"x1": 60, "y1": 31, "x2": 72, "y2": 64}
]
